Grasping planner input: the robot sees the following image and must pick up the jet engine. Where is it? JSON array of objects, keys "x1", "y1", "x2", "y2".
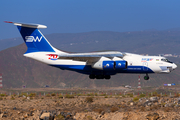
[
  {"x1": 113, "y1": 57, "x2": 127, "y2": 70},
  {"x1": 92, "y1": 57, "x2": 115, "y2": 70},
  {"x1": 92, "y1": 57, "x2": 128, "y2": 70},
  {"x1": 114, "y1": 61, "x2": 127, "y2": 70}
]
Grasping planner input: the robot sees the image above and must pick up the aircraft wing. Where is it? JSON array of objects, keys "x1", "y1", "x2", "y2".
[{"x1": 58, "y1": 51, "x2": 125, "y2": 62}]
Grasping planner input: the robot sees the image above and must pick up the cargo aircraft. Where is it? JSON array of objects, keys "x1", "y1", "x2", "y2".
[{"x1": 5, "y1": 21, "x2": 177, "y2": 80}]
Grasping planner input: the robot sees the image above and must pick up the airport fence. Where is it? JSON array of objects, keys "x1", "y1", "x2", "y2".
[{"x1": 1, "y1": 91, "x2": 180, "y2": 97}]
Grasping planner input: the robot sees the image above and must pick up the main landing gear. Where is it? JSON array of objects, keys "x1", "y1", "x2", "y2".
[
  {"x1": 89, "y1": 74, "x2": 111, "y2": 80},
  {"x1": 144, "y1": 73, "x2": 149, "y2": 80}
]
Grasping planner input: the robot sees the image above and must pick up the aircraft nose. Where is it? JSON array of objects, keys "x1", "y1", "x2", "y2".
[{"x1": 172, "y1": 63, "x2": 177, "y2": 70}]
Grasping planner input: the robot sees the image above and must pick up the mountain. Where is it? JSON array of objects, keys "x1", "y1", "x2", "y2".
[
  {"x1": 1, "y1": 30, "x2": 180, "y2": 54},
  {"x1": 0, "y1": 37, "x2": 23, "y2": 51},
  {"x1": 0, "y1": 31, "x2": 180, "y2": 88}
]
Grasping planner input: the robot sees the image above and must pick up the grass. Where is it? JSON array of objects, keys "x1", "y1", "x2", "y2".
[
  {"x1": 86, "y1": 116, "x2": 93, "y2": 120},
  {"x1": 11, "y1": 96, "x2": 15, "y2": 100},
  {"x1": 139, "y1": 94, "x2": 146, "y2": 98},
  {"x1": 0, "y1": 94, "x2": 6, "y2": 97},
  {"x1": 163, "y1": 94, "x2": 168, "y2": 97},
  {"x1": 127, "y1": 93, "x2": 133, "y2": 97},
  {"x1": 51, "y1": 93, "x2": 56, "y2": 96},
  {"x1": 64, "y1": 94, "x2": 74, "y2": 98},
  {"x1": 85, "y1": 97, "x2": 93, "y2": 103},
  {"x1": 99, "y1": 93, "x2": 106, "y2": 96},
  {"x1": 59, "y1": 95, "x2": 63, "y2": 99},
  {"x1": 87, "y1": 93, "x2": 95, "y2": 96},
  {"x1": 28, "y1": 93, "x2": 36, "y2": 97},
  {"x1": 55, "y1": 114, "x2": 64, "y2": 120},
  {"x1": 152, "y1": 91, "x2": 158, "y2": 96},
  {"x1": 133, "y1": 97, "x2": 139, "y2": 102},
  {"x1": 46, "y1": 94, "x2": 51, "y2": 97},
  {"x1": 77, "y1": 93, "x2": 83, "y2": 96},
  {"x1": 20, "y1": 93, "x2": 28, "y2": 97},
  {"x1": 104, "y1": 95, "x2": 108, "y2": 98}
]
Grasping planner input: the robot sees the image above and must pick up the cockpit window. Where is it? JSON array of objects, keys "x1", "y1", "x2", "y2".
[{"x1": 161, "y1": 59, "x2": 173, "y2": 63}]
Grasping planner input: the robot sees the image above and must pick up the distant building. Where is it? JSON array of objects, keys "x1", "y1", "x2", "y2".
[
  {"x1": 164, "y1": 54, "x2": 172, "y2": 57},
  {"x1": 125, "y1": 85, "x2": 131, "y2": 88},
  {"x1": 164, "y1": 83, "x2": 176, "y2": 86}
]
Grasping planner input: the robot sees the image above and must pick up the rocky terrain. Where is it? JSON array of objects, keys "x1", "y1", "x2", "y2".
[{"x1": 0, "y1": 91, "x2": 180, "y2": 120}]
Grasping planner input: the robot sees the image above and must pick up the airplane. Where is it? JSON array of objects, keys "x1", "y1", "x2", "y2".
[{"x1": 5, "y1": 21, "x2": 177, "y2": 80}]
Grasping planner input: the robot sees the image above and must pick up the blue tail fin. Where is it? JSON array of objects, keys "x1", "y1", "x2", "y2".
[
  {"x1": 18, "y1": 26, "x2": 55, "y2": 53},
  {"x1": 5, "y1": 21, "x2": 55, "y2": 53}
]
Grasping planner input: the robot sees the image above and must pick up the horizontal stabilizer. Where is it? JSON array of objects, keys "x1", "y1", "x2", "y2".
[
  {"x1": 4, "y1": 21, "x2": 47, "y2": 29},
  {"x1": 5, "y1": 21, "x2": 56, "y2": 53}
]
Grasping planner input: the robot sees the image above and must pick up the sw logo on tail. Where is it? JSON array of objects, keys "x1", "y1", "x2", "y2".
[
  {"x1": 5, "y1": 21, "x2": 177, "y2": 80},
  {"x1": 25, "y1": 36, "x2": 42, "y2": 42}
]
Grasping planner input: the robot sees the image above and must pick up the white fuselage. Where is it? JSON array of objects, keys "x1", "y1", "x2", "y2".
[{"x1": 24, "y1": 52, "x2": 177, "y2": 74}]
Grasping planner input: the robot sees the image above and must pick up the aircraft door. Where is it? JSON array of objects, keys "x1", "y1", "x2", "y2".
[{"x1": 143, "y1": 62, "x2": 148, "y2": 71}]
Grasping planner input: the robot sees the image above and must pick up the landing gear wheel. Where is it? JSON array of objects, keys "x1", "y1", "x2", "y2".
[
  {"x1": 89, "y1": 74, "x2": 95, "y2": 79},
  {"x1": 89, "y1": 74, "x2": 111, "y2": 80},
  {"x1": 96, "y1": 75, "x2": 104, "y2": 79},
  {"x1": 104, "y1": 75, "x2": 111, "y2": 80},
  {"x1": 144, "y1": 75, "x2": 149, "y2": 80}
]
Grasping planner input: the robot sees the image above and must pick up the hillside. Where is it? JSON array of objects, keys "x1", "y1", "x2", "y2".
[
  {"x1": 0, "y1": 31, "x2": 180, "y2": 88},
  {"x1": 1, "y1": 30, "x2": 180, "y2": 54}
]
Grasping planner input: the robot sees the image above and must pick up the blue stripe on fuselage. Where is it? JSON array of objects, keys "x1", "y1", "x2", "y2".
[{"x1": 50, "y1": 65, "x2": 154, "y2": 75}]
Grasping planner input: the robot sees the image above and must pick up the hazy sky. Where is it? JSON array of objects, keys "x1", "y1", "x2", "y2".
[{"x1": 1, "y1": 0, "x2": 180, "y2": 39}]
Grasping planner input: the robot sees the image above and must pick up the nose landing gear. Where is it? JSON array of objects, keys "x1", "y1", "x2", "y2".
[{"x1": 144, "y1": 74, "x2": 149, "y2": 80}]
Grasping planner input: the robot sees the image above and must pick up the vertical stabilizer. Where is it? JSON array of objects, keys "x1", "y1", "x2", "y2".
[{"x1": 5, "y1": 21, "x2": 56, "y2": 53}]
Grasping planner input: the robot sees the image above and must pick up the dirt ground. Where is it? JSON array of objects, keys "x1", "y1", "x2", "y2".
[{"x1": 0, "y1": 92, "x2": 179, "y2": 120}]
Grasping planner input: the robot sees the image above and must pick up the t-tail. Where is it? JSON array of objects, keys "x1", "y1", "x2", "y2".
[{"x1": 4, "y1": 21, "x2": 65, "y2": 54}]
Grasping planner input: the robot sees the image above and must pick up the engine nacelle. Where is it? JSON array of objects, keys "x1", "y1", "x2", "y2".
[
  {"x1": 91, "y1": 57, "x2": 128, "y2": 70},
  {"x1": 92, "y1": 57, "x2": 115, "y2": 70},
  {"x1": 102, "y1": 61, "x2": 115, "y2": 70},
  {"x1": 114, "y1": 61, "x2": 127, "y2": 70},
  {"x1": 92, "y1": 60, "x2": 115, "y2": 70},
  {"x1": 113, "y1": 57, "x2": 128, "y2": 70}
]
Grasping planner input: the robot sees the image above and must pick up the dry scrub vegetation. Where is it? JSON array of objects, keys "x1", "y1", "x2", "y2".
[{"x1": 0, "y1": 91, "x2": 179, "y2": 119}]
